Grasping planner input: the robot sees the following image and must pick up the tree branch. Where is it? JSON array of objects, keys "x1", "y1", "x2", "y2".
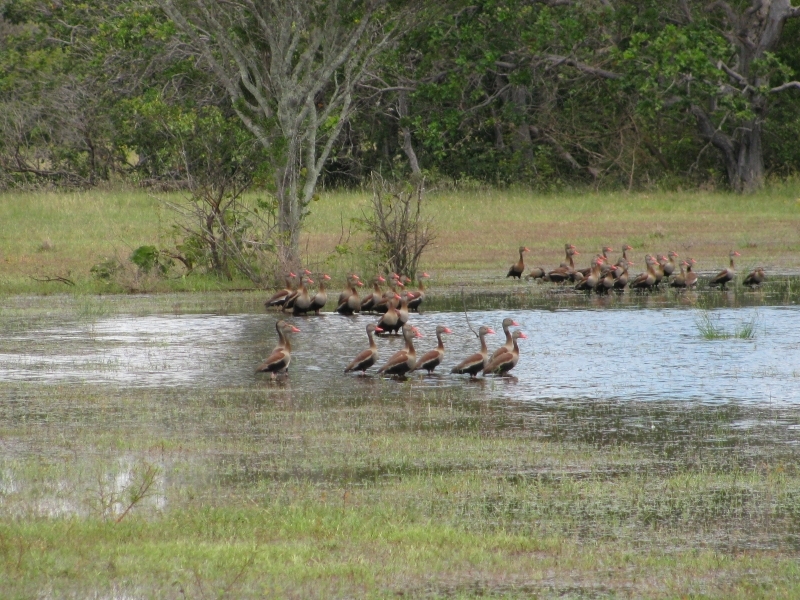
[{"x1": 770, "y1": 81, "x2": 800, "y2": 93}]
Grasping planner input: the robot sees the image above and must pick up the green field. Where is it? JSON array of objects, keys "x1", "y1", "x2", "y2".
[{"x1": 2, "y1": 183, "x2": 799, "y2": 294}]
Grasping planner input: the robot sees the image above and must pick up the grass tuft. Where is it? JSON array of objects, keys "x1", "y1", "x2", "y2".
[{"x1": 695, "y1": 310, "x2": 759, "y2": 340}]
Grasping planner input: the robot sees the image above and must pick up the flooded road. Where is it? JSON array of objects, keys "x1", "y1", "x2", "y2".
[{"x1": 1, "y1": 291, "x2": 798, "y2": 405}]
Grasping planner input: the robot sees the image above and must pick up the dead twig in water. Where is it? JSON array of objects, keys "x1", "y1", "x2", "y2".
[{"x1": 461, "y1": 287, "x2": 479, "y2": 338}]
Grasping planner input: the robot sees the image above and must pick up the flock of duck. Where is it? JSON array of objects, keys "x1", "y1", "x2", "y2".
[
  {"x1": 257, "y1": 271, "x2": 523, "y2": 380},
  {"x1": 509, "y1": 244, "x2": 765, "y2": 292},
  {"x1": 255, "y1": 244, "x2": 766, "y2": 380}
]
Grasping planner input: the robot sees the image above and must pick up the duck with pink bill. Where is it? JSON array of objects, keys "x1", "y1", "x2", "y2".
[
  {"x1": 413, "y1": 325, "x2": 453, "y2": 374},
  {"x1": 451, "y1": 326, "x2": 496, "y2": 377},
  {"x1": 256, "y1": 320, "x2": 300, "y2": 379},
  {"x1": 483, "y1": 330, "x2": 527, "y2": 377}
]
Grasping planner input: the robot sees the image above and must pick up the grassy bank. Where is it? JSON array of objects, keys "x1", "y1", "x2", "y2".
[{"x1": 1, "y1": 183, "x2": 799, "y2": 294}]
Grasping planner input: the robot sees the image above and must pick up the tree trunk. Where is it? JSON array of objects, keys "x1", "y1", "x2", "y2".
[
  {"x1": 397, "y1": 90, "x2": 422, "y2": 180},
  {"x1": 736, "y1": 120, "x2": 765, "y2": 193},
  {"x1": 275, "y1": 164, "x2": 301, "y2": 267}
]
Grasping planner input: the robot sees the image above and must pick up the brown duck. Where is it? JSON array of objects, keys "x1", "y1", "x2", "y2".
[
  {"x1": 743, "y1": 266, "x2": 766, "y2": 287},
  {"x1": 630, "y1": 255, "x2": 657, "y2": 291},
  {"x1": 546, "y1": 246, "x2": 579, "y2": 283},
  {"x1": 669, "y1": 261, "x2": 689, "y2": 288},
  {"x1": 309, "y1": 273, "x2": 331, "y2": 314},
  {"x1": 483, "y1": 330, "x2": 526, "y2": 376},
  {"x1": 685, "y1": 258, "x2": 698, "y2": 289},
  {"x1": 414, "y1": 325, "x2": 453, "y2": 374},
  {"x1": 407, "y1": 272, "x2": 429, "y2": 312},
  {"x1": 255, "y1": 320, "x2": 300, "y2": 379},
  {"x1": 377, "y1": 324, "x2": 422, "y2": 377},
  {"x1": 335, "y1": 275, "x2": 364, "y2": 314},
  {"x1": 291, "y1": 276, "x2": 315, "y2": 315},
  {"x1": 337, "y1": 274, "x2": 361, "y2": 307},
  {"x1": 344, "y1": 323, "x2": 383, "y2": 374},
  {"x1": 709, "y1": 250, "x2": 740, "y2": 289},
  {"x1": 360, "y1": 275, "x2": 387, "y2": 312},
  {"x1": 376, "y1": 293, "x2": 403, "y2": 334},
  {"x1": 451, "y1": 325, "x2": 496, "y2": 377},
  {"x1": 507, "y1": 246, "x2": 529, "y2": 279},
  {"x1": 490, "y1": 318, "x2": 521, "y2": 362},
  {"x1": 265, "y1": 272, "x2": 297, "y2": 308}
]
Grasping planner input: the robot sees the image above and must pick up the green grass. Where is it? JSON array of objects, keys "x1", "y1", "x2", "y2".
[
  {"x1": 695, "y1": 310, "x2": 759, "y2": 339},
  {"x1": 2, "y1": 181, "x2": 800, "y2": 294},
  {"x1": 3, "y1": 369, "x2": 800, "y2": 597}
]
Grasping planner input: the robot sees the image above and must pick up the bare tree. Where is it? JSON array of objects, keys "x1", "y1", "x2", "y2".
[{"x1": 160, "y1": 0, "x2": 418, "y2": 266}]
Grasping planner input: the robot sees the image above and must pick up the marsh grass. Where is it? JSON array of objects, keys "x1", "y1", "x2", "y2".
[
  {"x1": 3, "y1": 375, "x2": 800, "y2": 597},
  {"x1": 695, "y1": 310, "x2": 759, "y2": 340}
]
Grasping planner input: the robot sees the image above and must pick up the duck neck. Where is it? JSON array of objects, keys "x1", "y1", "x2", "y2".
[
  {"x1": 436, "y1": 332, "x2": 445, "y2": 351},
  {"x1": 368, "y1": 330, "x2": 377, "y2": 350},
  {"x1": 479, "y1": 332, "x2": 488, "y2": 355}
]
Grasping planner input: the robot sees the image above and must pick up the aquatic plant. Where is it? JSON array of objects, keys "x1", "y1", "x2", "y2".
[{"x1": 694, "y1": 310, "x2": 758, "y2": 340}]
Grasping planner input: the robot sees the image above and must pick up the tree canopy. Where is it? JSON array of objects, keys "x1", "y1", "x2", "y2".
[{"x1": 2, "y1": 0, "x2": 799, "y2": 201}]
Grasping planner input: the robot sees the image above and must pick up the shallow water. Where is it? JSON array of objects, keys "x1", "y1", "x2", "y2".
[{"x1": 1, "y1": 290, "x2": 798, "y2": 405}]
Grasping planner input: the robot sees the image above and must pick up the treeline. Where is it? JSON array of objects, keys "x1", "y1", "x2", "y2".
[{"x1": 1, "y1": 0, "x2": 800, "y2": 196}]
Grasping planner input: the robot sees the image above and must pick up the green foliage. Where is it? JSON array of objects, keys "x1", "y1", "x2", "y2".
[
  {"x1": 130, "y1": 245, "x2": 172, "y2": 276},
  {"x1": 90, "y1": 257, "x2": 122, "y2": 282}
]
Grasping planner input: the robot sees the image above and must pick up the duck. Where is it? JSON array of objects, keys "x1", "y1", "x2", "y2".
[
  {"x1": 743, "y1": 266, "x2": 766, "y2": 288},
  {"x1": 373, "y1": 276, "x2": 405, "y2": 314},
  {"x1": 661, "y1": 250, "x2": 679, "y2": 279},
  {"x1": 630, "y1": 255, "x2": 657, "y2": 291},
  {"x1": 451, "y1": 325, "x2": 496, "y2": 377},
  {"x1": 376, "y1": 293, "x2": 403, "y2": 334},
  {"x1": 360, "y1": 275, "x2": 387, "y2": 312},
  {"x1": 483, "y1": 330, "x2": 526, "y2": 376},
  {"x1": 265, "y1": 272, "x2": 297, "y2": 308},
  {"x1": 709, "y1": 250, "x2": 741, "y2": 289},
  {"x1": 337, "y1": 274, "x2": 361, "y2": 307},
  {"x1": 291, "y1": 276, "x2": 315, "y2": 315},
  {"x1": 507, "y1": 246, "x2": 529, "y2": 279},
  {"x1": 255, "y1": 320, "x2": 300, "y2": 379},
  {"x1": 377, "y1": 324, "x2": 422, "y2": 377},
  {"x1": 526, "y1": 266, "x2": 546, "y2": 281},
  {"x1": 282, "y1": 270, "x2": 311, "y2": 311},
  {"x1": 308, "y1": 273, "x2": 331, "y2": 314},
  {"x1": 413, "y1": 325, "x2": 453, "y2": 374},
  {"x1": 669, "y1": 261, "x2": 689, "y2": 288},
  {"x1": 575, "y1": 257, "x2": 605, "y2": 292},
  {"x1": 407, "y1": 272, "x2": 430, "y2": 312},
  {"x1": 344, "y1": 323, "x2": 383, "y2": 374},
  {"x1": 613, "y1": 261, "x2": 633, "y2": 292},
  {"x1": 335, "y1": 275, "x2": 364, "y2": 314},
  {"x1": 685, "y1": 258, "x2": 698, "y2": 289},
  {"x1": 545, "y1": 246, "x2": 579, "y2": 283},
  {"x1": 489, "y1": 317, "x2": 521, "y2": 362}
]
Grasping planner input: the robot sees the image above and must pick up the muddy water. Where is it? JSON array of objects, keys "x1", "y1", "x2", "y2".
[{"x1": 0, "y1": 293, "x2": 798, "y2": 405}]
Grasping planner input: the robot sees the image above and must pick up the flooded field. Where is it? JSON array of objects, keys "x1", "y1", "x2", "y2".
[{"x1": 2, "y1": 283, "x2": 800, "y2": 597}]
